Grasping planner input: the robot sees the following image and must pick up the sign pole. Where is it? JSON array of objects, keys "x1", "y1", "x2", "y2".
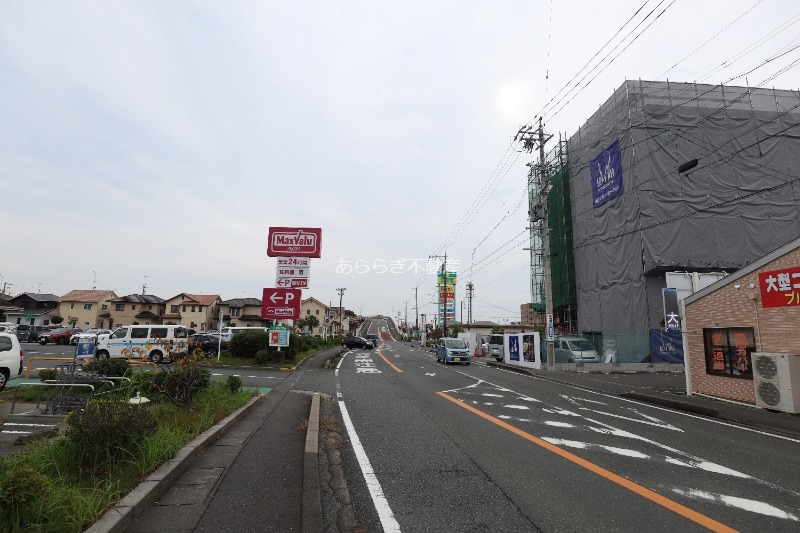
[{"x1": 217, "y1": 309, "x2": 223, "y2": 362}]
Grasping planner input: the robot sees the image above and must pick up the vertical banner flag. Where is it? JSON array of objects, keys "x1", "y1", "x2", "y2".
[
  {"x1": 662, "y1": 288, "x2": 681, "y2": 332},
  {"x1": 591, "y1": 139, "x2": 624, "y2": 208}
]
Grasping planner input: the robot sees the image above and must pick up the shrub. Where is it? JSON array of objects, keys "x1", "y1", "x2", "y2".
[
  {"x1": 226, "y1": 375, "x2": 242, "y2": 393},
  {"x1": 254, "y1": 350, "x2": 270, "y2": 365},
  {"x1": 85, "y1": 358, "x2": 131, "y2": 377},
  {"x1": 38, "y1": 368, "x2": 57, "y2": 382},
  {"x1": 0, "y1": 464, "x2": 50, "y2": 516},
  {"x1": 153, "y1": 365, "x2": 211, "y2": 409},
  {"x1": 228, "y1": 331, "x2": 269, "y2": 358},
  {"x1": 65, "y1": 402, "x2": 159, "y2": 462}
]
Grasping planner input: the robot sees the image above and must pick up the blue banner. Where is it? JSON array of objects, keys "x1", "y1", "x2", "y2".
[
  {"x1": 591, "y1": 139, "x2": 624, "y2": 208},
  {"x1": 649, "y1": 328, "x2": 684, "y2": 363}
]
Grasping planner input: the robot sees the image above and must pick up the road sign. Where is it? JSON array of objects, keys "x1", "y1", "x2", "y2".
[
  {"x1": 269, "y1": 325, "x2": 291, "y2": 347},
  {"x1": 267, "y1": 227, "x2": 322, "y2": 258},
  {"x1": 76, "y1": 338, "x2": 96, "y2": 357},
  {"x1": 276, "y1": 278, "x2": 310, "y2": 289},
  {"x1": 25, "y1": 313, "x2": 31, "y2": 322},
  {"x1": 276, "y1": 266, "x2": 310, "y2": 279},
  {"x1": 547, "y1": 314, "x2": 554, "y2": 341},
  {"x1": 261, "y1": 288, "x2": 301, "y2": 320}
]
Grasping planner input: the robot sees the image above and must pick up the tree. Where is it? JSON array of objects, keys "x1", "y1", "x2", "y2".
[
  {"x1": 50, "y1": 315, "x2": 64, "y2": 325},
  {"x1": 305, "y1": 315, "x2": 319, "y2": 331},
  {"x1": 491, "y1": 325, "x2": 505, "y2": 334},
  {"x1": 450, "y1": 322, "x2": 464, "y2": 335}
]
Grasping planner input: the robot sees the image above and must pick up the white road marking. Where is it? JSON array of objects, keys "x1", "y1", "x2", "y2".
[
  {"x1": 671, "y1": 489, "x2": 799, "y2": 521},
  {"x1": 339, "y1": 402, "x2": 401, "y2": 532}
]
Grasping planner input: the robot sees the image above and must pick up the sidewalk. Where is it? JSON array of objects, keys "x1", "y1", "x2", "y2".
[{"x1": 485, "y1": 359, "x2": 800, "y2": 439}]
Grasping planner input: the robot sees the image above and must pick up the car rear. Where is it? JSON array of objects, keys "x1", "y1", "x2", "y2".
[{"x1": 488, "y1": 334, "x2": 504, "y2": 361}]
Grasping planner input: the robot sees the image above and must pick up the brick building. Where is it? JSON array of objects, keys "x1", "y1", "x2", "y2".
[{"x1": 683, "y1": 236, "x2": 800, "y2": 404}]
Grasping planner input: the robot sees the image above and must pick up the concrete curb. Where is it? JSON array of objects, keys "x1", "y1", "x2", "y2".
[
  {"x1": 302, "y1": 393, "x2": 323, "y2": 533},
  {"x1": 84, "y1": 394, "x2": 265, "y2": 533}
]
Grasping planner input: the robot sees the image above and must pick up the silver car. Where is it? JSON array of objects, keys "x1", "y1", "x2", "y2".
[{"x1": 554, "y1": 336, "x2": 600, "y2": 363}]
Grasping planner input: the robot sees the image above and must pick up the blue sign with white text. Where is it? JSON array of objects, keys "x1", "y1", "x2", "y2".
[
  {"x1": 591, "y1": 139, "x2": 624, "y2": 208},
  {"x1": 649, "y1": 328, "x2": 684, "y2": 363},
  {"x1": 509, "y1": 336, "x2": 520, "y2": 361}
]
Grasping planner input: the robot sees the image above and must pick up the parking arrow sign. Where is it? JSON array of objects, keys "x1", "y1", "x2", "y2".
[{"x1": 261, "y1": 288, "x2": 301, "y2": 320}]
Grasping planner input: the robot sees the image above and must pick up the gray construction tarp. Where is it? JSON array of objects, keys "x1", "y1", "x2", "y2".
[{"x1": 567, "y1": 80, "x2": 800, "y2": 353}]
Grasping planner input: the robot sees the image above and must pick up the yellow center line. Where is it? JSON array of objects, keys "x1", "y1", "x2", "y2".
[
  {"x1": 437, "y1": 391, "x2": 738, "y2": 533},
  {"x1": 377, "y1": 344, "x2": 403, "y2": 373}
]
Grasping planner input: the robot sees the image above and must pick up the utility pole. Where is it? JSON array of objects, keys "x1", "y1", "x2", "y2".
[
  {"x1": 336, "y1": 287, "x2": 346, "y2": 336},
  {"x1": 517, "y1": 117, "x2": 554, "y2": 367},
  {"x1": 414, "y1": 287, "x2": 419, "y2": 339}
]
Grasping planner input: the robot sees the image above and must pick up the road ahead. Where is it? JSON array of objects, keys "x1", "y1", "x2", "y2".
[{"x1": 330, "y1": 324, "x2": 800, "y2": 532}]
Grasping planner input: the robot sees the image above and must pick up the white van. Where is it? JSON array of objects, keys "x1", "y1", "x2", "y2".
[
  {"x1": 0, "y1": 333, "x2": 23, "y2": 390},
  {"x1": 96, "y1": 325, "x2": 189, "y2": 363}
]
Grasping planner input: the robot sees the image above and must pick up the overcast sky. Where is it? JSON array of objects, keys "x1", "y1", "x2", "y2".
[{"x1": 2, "y1": 1, "x2": 798, "y2": 324}]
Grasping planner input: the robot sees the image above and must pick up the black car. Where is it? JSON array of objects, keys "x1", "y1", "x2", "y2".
[
  {"x1": 15, "y1": 325, "x2": 45, "y2": 343},
  {"x1": 188, "y1": 334, "x2": 230, "y2": 357},
  {"x1": 342, "y1": 336, "x2": 373, "y2": 350}
]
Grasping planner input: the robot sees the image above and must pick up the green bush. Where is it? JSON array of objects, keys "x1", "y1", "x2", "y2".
[
  {"x1": 254, "y1": 350, "x2": 270, "y2": 365},
  {"x1": 65, "y1": 402, "x2": 159, "y2": 462},
  {"x1": 226, "y1": 375, "x2": 242, "y2": 393},
  {"x1": 153, "y1": 365, "x2": 211, "y2": 408},
  {"x1": 38, "y1": 368, "x2": 57, "y2": 382},
  {"x1": 0, "y1": 464, "x2": 50, "y2": 516},
  {"x1": 85, "y1": 358, "x2": 131, "y2": 377},
  {"x1": 228, "y1": 331, "x2": 268, "y2": 358}
]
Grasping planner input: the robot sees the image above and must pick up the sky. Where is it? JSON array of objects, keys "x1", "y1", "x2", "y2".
[{"x1": 2, "y1": 1, "x2": 799, "y2": 325}]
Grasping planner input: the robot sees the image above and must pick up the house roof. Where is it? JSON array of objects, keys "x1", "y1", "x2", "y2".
[
  {"x1": 183, "y1": 294, "x2": 220, "y2": 306},
  {"x1": 301, "y1": 297, "x2": 329, "y2": 309},
  {"x1": 60, "y1": 290, "x2": 116, "y2": 303},
  {"x1": 12, "y1": 293, "x2": 60, "y2": 302},
  {"x1": 684, "y1": 235, "x2": 800, "y2": 306},
  {"x1": 221, "y1": 298, "x2": 262, "y2": 308},
  {"x1": 108, "y1": 294, "x2": 166, "y2": 304}
]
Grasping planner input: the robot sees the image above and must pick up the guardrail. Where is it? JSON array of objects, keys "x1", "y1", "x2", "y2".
[
  {"x1": 10, "y1": 382, "x2": 96, "y2": 415},
  {"x1": 26, "y1": 357, "x2": 91, "y2": 378}
]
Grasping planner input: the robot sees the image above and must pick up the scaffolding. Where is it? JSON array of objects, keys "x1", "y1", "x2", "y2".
[{"x1": 528, "y1": 137, "x2": 578, "y2": 334}]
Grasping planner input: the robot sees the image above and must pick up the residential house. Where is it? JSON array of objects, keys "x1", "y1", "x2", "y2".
[
  {"x1": 300, "y1": 297, "x2": 330, "y2": 337},
  {"x1": 58, "y1": 290, "x2": 117, "y2": 329},
  {"x1": 104, "y1": 294, "x2": 166, "y2": 329},
  {"x1": 162, "y1": 293, "x2": 221, "y2": 331},
  {"x1": 219, "y1": 297, "x2": 269, "y2": 328},
  {"x1": 4, "y1": 293, "x2": 61, "y2": 327}
]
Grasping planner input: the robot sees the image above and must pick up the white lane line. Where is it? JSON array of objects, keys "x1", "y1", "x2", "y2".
[{"x1": 338, "y1": 401, "x2": 401, "y2": 532}]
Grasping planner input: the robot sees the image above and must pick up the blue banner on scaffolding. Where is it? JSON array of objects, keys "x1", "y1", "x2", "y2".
[{"x1": 591, "y1": 139, "x2": 624, "y2": 208}]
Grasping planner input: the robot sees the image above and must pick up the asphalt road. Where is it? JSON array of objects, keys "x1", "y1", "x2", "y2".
[{"x1": 331, "y1": 332, "x2": 800, "y2": 532}]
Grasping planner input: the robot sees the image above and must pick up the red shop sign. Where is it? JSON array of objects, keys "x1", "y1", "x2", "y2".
[{"x1": 758, "y1": 266, "x2": 800, "y2": 308}]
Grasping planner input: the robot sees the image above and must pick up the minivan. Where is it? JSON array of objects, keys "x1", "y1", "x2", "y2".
[
  {"x1": 96, "y1": 325, "x2": 189, "y2": 363},
  {"x1": 0, "y1": 333, "x2": 23, "y2": 390},
  {"x1": 554, "y1": 335, "x2": 600, "y2": 363},
  {"x1": 488, "y1": 334, "x2": 504, "y2": 362}
]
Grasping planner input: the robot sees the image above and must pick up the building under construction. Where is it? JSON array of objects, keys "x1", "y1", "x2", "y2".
[{"x1": 529, "y1": 80, "x2": 800, "y2": 361}]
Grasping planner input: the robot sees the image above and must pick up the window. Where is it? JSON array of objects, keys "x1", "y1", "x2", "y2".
[
  {"x1": 131, "y1": 327, "x2": 149, "y2": 339},
  {"x1": 84, "y1": 321, "x2": 90, "y2": 327},
  {"x1": 0, "y1": 337, "x2": 12, "y2": 352},
  {"x1": 111, "y1": 328, "x2": 128, "y2": 339},
  {"x1": 191, "y1": 306, "x2": 195, "y2": 313},
  {"x1": 150, "y1": 327, "x2": 168, "y2": 338},
  {"x1": 183, "y1": 306, "x2": 187, "y2": 312},
  {"x1": 115, "y1": 304, "x2": 125, "y2": 311},
  {"x1": 307, "y1": 310, "x2": 310, "y2": 315},
  {"x1": 148, "y1": 305, "x2": 153, "y2": 310},
  {"x1": 131, "y1": 305, "x2": 136, "y2": 310},
  {"x1": 171, "y1": 305, "x2": 179, "y2": 313},
  {"x1": 101, "y1": 304, "x2": 107, "y2": 310},
  {"x1": 70, "y1": 303, "x2": 74, "y2": 309},
  {"x1": 199, "y1": 306, "x2": 203, "y2": 312},
  {"x1": 83, "y1": 303, "x2": 92, "y2": 310},
  {"x1": 703, "y1": 327, "x2": 755, "y2": 378},
  {"x1": 315, "y1": 310, "x2": 319, "y2": 315},
  {"x1": 231, "y1": 308, "x2": 241, "y2": 317}
]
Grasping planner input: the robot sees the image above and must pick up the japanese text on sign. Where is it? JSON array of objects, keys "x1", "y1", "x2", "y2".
[{"x1": 759, "y1": 266, "x2": 800, "y2": 308}]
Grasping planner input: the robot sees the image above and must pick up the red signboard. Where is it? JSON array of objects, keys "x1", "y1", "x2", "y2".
[
  {"x1": 267, "y1": 227, "x2": 322, "y2": 258},
  {"x1": 261, "y1": 288, "x2": 301, "y2": 320},
  {"x1": 758, "y1": 266, "x2": 800, "y2": 308}
]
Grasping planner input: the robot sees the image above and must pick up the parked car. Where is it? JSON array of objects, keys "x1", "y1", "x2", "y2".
[
  {"x1": 39, "y1": 328, "x2": 82, "y2": 345},
  {"x1": 70, "y1": 328, "x2": 112, "y2": 345},
  {"x1": 188, "y1": 334, "x2": 230, "y2": 357},
  {"x1": 0, "y1": 332, "x2": 24, "y2": 391},
  {"x1": 554, "y1": 335, "x2": 600, "y2": 363},
  {"x1": 436, "y1": 337, "x2": 471, "y2": 365},
  {"x1": 342, "y1": 336, "x2": 373, "y2": 349},
  {"x1": 488, "y1": 334, "x2": 504, "y2": 362},
  {"x1": 14, "y1": 325, "x2": 44, "y2": 342},
  {"x1": 0, "y1": 323, "x2": 16, "y2": 334}
]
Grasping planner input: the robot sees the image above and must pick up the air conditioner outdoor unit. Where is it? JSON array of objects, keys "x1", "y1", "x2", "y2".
[{"x1": 752, "y1": 353, "x2": 800, "y2": 414}]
